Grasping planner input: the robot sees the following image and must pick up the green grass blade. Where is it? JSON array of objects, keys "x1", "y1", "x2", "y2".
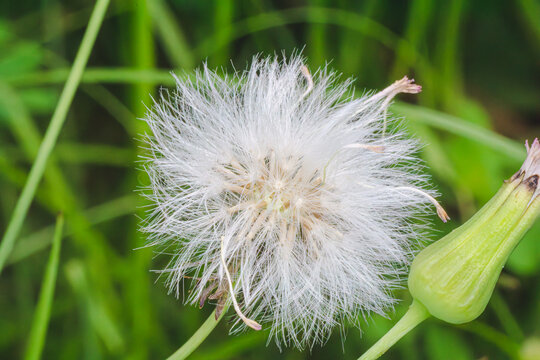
[
  {"x1": 64, "y1": 260, "x2": 125, "y2": 354},
  {"x1": 212, "y1": 0, "x2": 234, "y2": 66},
  {"x1": 435, "y1": 0, "x2": 465, "y2": 107},
  {"x1": 489, "y1": 291, "x2": 524, "y2": 342},
  {"x1": 147, "y1": 0, "x2": 194, "y2": 69},
  {"x1": 307, "y1": 1, "x2": 329, "y2": 67},
  {"x1": 54, "y1": 143, "x2": 134, "y2": 166},
  {"x1": 0, "y1": 0, "x2": 110, "y2": 274},
  {"x1": 391, "y1": 0, "x2": 433, "y2": 79},
  {"x1": 9, "y1": 195, "x2": 137, "y2": 264},
  {"x1": 127, "y1": 1, "x2": 156, "y2": 358},
  {"x1": 2, "y1": 33, "x2": 137, "y2": 137},
  {"x1": 457, "y1": 322, "x2": 522, "y2": 360},
  {"x1": 193, "y1": 7, "x2": 419, "y2": 60},
  {"x1": 23, "y1": 213, "x2": 64, "y2": 360},
  {"x1": 517, "y1": 0, "x2": 540, "y2": 47},
  {"x1": 5, "y1": 67, "x2": 175, "y2": 86},
  {"x1": 81, "y1": 84, "x2": 136, "y2": 136},
  {"x1": 392, "y1": 102, "x2": 525, "y2": 161},
  {"x1": 339, "y1": 0, "x2": 378, "y2": 73}
]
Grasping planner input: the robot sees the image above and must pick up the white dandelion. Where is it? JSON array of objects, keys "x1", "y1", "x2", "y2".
[{"x1": 141, "y1": 55, "x2": 448, "y2": 349}]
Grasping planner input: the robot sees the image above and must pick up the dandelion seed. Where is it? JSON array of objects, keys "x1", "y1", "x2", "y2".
[{"x1": 141, "y1": 54, "x2": 444, "y2": 349}]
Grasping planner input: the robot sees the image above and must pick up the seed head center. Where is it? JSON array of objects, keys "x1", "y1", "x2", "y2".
[{"x1": 220, "y1": 151, "x2": 327, "y2": 242}]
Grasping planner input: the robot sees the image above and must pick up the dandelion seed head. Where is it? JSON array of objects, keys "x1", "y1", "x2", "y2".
[{"x1": 141, "y1": 54, "x2": 443, "y2": 349}]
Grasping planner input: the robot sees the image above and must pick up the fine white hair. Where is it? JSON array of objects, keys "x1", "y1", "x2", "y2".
[{"x1": 141, "y1": 54, "x2": 447, "y2": 349}]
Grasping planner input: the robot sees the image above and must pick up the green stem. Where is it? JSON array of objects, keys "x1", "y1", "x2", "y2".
[
  {"x1": 0, "y1": 0, "x2": 110, "y2": 274},
  {"x1": 167, "y1": 307, "x2": 229, "y2": 360},
  {"x1": 359, "y1": 300, "x2": 430, "y2": 360},
  {"x1": 23, "y1": 214, "x2": 64, "y2": 360}
]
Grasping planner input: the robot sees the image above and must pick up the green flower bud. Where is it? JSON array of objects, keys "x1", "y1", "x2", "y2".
[{"x1": 408, "y1": 139, "x2": 540, "y2": 324}]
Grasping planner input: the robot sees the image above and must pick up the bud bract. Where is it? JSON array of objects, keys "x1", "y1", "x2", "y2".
[{"x1": 408, "y1": 139, "x2": 540, "y2": 324}]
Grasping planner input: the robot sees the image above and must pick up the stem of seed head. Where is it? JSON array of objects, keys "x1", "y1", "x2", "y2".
[{"x1": 219, "y1": 237, "x2": 262, "y2": 331}]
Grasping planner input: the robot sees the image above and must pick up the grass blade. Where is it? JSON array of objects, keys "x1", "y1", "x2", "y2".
[
  {"x1": 65, "y1": 260, "x2": 125, "y2": 354},
  {"x1": 126, "y1": 0, "x2": 156, "y2": 358},
  {"x1": 5, "y1": 67, "x2": 175, "y2": 86},
  {"x1": 23, "y1": 214, "x2": 64, "y2": 360},
  {"x1": 9, "y1": 195, "x2": 137, "y2": 264},
  {"x1": 0, "y1": 0, "x2": 110, "y2": 274},
  {"x1": 147, "y1": 0, "x2": 194, "y2": 69},
  {"x1": 392, "y1": 102, "x2": 525, "y2": 161},
  {"x1": 517, "y1": 0, "x2": 540, "y2": 47}
]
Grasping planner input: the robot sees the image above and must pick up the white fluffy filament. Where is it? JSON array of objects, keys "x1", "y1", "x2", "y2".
[{"x1": 141, "y1": 54, "x2": 444, "y2": 349}]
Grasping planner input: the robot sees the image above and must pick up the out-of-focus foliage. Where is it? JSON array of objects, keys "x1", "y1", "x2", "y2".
[{"x1": 0, "y1": 0, "x2": 538, "y2": 359}]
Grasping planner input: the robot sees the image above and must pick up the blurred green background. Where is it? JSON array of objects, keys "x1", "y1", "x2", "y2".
[{"x1": 1, "y1": 0, "x2": 539, "y2": 359}]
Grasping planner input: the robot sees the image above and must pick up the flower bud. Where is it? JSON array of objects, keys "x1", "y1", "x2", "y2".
[{"x1": 408, "y1": 139, "x2": 540, "y2": 324}]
